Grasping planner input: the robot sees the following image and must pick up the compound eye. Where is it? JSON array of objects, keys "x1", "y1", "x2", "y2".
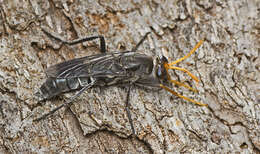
[{"x1": 157, "y1": 66, "x2": 162, "y2": 77}]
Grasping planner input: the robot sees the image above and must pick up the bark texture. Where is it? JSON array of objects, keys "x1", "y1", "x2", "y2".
[{"x1": 0, "y1": 0, "x2": 259, "y2": 153}]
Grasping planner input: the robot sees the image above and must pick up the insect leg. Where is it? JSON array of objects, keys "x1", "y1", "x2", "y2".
[
  {"x1": 41, "y1": 27, "x2": 106, "y2": 53},
  {"x1": 131, "y1": 32, "x2": 151, "y2": 52},
  {"x1": 125, "y1": 85, "x2": 136, "y2": 135},
  {"x1": 33, "y1": 79, "x2": 97, "y2": 122}
]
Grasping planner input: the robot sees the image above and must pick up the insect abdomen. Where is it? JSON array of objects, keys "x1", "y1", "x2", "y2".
[{"x1": 36, "y1": 77, "x2": 91, "y2": 100}]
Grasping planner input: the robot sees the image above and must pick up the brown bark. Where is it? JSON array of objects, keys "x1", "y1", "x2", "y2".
[{"x1": 0, "y1": 0, "x2": 259, "y2": 153}]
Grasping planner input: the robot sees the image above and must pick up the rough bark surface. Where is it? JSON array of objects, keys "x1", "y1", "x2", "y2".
[{"x1": 0, "y1": 0, "x2": 259, "y2": 153}]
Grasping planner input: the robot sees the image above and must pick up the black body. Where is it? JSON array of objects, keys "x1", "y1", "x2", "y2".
[
  {"x1": 35, "y1": 51, "x2": 165, "y2": 101},
  {"x1": 34, "y1": 31, "x2": 167, "y2": 135},
  {"x1": 34, "y1": 29, "x2": 204, "y2": 135}
]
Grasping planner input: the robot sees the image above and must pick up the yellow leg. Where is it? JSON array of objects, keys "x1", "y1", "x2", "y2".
[
  {"x1": 168, "y1": 40, "x2": 204, "y2": 66},
  {"x1": 166, "y1": 65, "x2": 199, "y2": 82},
  {"x1": 160, "y1": 84, "x2": 207, "y2": 106},
  {"x1": 169, "y1": 79, "x2": 198, "y2": 93}
]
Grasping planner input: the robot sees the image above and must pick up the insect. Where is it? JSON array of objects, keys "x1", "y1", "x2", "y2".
[{"x1": 34, "y1": 28, "x2": 206, "y2": 135}]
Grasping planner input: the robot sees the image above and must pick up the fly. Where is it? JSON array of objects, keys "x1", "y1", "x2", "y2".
[{"x1": 34, "y1": 28, "x2": 206, "y2": 135}]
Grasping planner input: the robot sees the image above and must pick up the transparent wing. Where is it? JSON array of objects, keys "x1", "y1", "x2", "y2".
[{"x1": 45, "y1": 52, "x2": 132, "y2": 78}]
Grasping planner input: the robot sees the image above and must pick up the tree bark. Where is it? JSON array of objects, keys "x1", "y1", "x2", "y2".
[{"x1": 0, "y1": 0, "x2": 259, "y2": 153}]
